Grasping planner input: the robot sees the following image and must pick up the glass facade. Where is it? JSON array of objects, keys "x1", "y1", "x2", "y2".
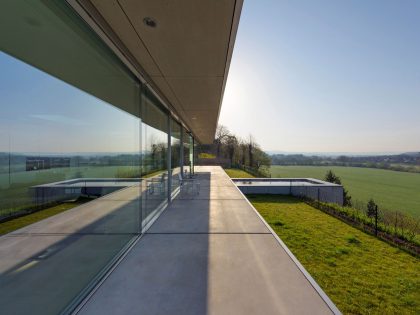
[
  {"x1": 170, "y1": 119, "x2": 182, "y2": 194},
  {"x1": 0, "y1": 1, "x2": 195, "y2": 314},
  {"x1": 182, "y1": 128, "x2": 194, "y2": 176},
  {"x1": 141, "y1": 89, "x2": 169, "y2": 228}
]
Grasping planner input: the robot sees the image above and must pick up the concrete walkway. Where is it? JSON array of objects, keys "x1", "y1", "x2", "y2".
[{"x1": 78, "y1": 166, "x2": 338, "y2": 315}]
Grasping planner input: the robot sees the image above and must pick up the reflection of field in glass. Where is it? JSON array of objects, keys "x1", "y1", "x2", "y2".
[
  {"x1": 0, "y1": 198, "x2": 91, "y2": 235},
  {"x1": 0, "y1": 166, "x2": 143, "y2": 217}
]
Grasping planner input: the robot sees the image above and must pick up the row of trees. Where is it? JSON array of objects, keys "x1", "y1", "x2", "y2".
[
  {"x1": 271, "y1": 153, "x2": 420, "y2": 173},
  {"x1": 199, "y1": 125, "x2": 271, "y2": 175}
]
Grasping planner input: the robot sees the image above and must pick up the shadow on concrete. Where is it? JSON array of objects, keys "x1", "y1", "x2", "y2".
[
  {"x1": 0, "y1": 175, "x2": 171, "y2": 315},
  {"x1": 77, "y1": 171, "x2": 212, "y2": 315}
]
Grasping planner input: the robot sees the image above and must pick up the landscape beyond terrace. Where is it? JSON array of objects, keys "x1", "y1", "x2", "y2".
[{"x1": 270, "y1": 165, "x2": 420, "y2": 218}]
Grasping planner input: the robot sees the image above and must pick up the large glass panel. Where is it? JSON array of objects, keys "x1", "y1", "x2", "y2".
[
  {"x1": 140, "y1": 90, "x2": 169, "y2": 228},
  {"x1": 171, "y1": 119, "x2": 182, "y2": 193},
  {"x1": 193, "y1": 139, "x2": 199, "y2": 175},
  {"x1": 0, "y1": 1, "x2": 142, "y2": 314},
  {"x1": 190, "y1": 136, "x2": 195, "y2": 175},
  {"x1": 0, "y1": 50, "x2": 142, "y2": 315},
  {"x1": 182, "y1": 128, "x2": 191, "y2": 176}
]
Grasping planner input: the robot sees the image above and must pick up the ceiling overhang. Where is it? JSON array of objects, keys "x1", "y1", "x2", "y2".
[{"x1": 73, "y1": 0, "x2": 243, "y2": 144}]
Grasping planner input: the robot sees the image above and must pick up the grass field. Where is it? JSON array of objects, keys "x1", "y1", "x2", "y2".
[
  {"x1": 270, "y1": 166, "x2": 420, "y2": 217},
  {"x1": 249, "y1": 195, "x2": 420, "y2": 314},
  {"x1": 224, "y1": 168, "x2": 255, "y2": 178}
]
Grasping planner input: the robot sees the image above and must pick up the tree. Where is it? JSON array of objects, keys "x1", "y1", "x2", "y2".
[
  {"x1": 254, "y1": 149, "x2": 271, "y2": 169},
  {"x1": 214, "y1": 125, "x2": 230, "y2": 158},
  {"x1": 248, "y1": 135, "x2": 255, "y2": 168},
  {"x1": 324, "y1": 170, "x2": 341, "y2": 184},
  {"x1": 239, "y1": 139, "x2": 247, "y2": 166},
  {"x1": 343, "y1": 189, "x2": 352, "y2": 207},
  {"x1": 225, "y1": 135, "x2": 238, "y2": 163},
  {"x1": 366, "y1": 198, "x2": 377, "y2": 218},
  {"x1": 324, "y1": 170, "x2": 352, "y2": 206},
  {"x1": 366, "y1": 198, "x2": 380, "y2": 235}
]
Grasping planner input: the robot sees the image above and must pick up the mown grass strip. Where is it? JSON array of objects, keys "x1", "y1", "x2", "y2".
[{"x1": 224, "y1": 168, "x2": 255, "y2": 178}]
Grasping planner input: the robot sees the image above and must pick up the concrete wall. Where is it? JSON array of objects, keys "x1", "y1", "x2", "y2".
[
  {"x1": 30, "y1": 178, "x2": 140, "y2": 206},
  {"x1": 234, "y1": 178, "x2": 344, "y2": 206},
  {"x1": 290, "y1": 186, "x2": 344, "y2": 205}
]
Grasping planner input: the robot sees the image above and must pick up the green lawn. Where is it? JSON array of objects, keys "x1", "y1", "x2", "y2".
[
  {"x1": 249, "y1": 195, "x2": 420, "y2": 314},
  {"x1": 270, "y1": 165, "x2": 420, "y2": 217},
  {"x1": 0, "y1": 199, "x2": 89, "y2": 235},
  {"x1": 224, "y1": 168, "x2": 255, "y2": 178}
]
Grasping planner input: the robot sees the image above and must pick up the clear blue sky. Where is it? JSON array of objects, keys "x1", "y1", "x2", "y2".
[{"x1": 219, "y1": 0, "x2": 420, "y2": 153}]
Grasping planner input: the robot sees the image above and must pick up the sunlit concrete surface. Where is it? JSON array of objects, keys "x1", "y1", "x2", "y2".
[{"x1": 78, "y1": 166, "x2": 338, "y2": 315}]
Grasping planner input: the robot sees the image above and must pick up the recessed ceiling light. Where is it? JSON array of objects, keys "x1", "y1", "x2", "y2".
[
  {"x1": 192, "y1": 117, "x2": 197, "y2": 120},
  {"x1": 143, "y1": 17, "x2": 157, "y2": 28}
]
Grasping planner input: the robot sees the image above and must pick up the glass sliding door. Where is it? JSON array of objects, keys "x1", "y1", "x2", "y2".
[
  {"x1": 170, "y1": 119, "x2": 182, "y2": 193},
  {"x1": 193, "y1": 138, "x2": 199, "y2": 175},
  {"x1": 182, "y1": 128, "x2": 191, "y2": 176},
  {"x1": 0, "y1": 1, "x2": 142, "y2": 314},
  {"x1": 0, "y1": 1, "x2": 183, "y2": 313},
  {"x1": 140, "y1": 89, "x2": 169, "y2": 229},
  {"x1": 190, "y1": 136, "x2": 195, "y2": 175}
]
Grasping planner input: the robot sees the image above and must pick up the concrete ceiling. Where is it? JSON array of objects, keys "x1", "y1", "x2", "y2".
[{"x1": 78, "y1": 0, "x2": 243, "y2": 143}]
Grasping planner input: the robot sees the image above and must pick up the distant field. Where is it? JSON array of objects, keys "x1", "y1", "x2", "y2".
[
  {"x1": 250, "y1": 195, "x2": 420, "y2": 314},
  {"x1": 270, "y1": 166, "x2": 420, "y2": 217}
]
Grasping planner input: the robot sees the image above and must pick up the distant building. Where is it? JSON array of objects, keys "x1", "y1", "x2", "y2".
[{"x1": 26, "y1": 157, "x2": 71, "y2": 171}]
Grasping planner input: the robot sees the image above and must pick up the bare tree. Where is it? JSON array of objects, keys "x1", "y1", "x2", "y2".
[
  {"x1": 225, "y1": 135, "x2": 238, "y2": 163},
  {"x1": 214, "y1": 125, "x2": 230, "y2": 158},
  {"x1": 248, "y1": 134, "x2": 255, "y2": 168}
]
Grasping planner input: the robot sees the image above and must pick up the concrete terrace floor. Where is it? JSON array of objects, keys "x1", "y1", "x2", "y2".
[
  {"x1": 0, "y1": 186, "x2": 143, "y2": 315},
  {"x1": 78, "y1": 166, "x2": 338, "y2": 315}
]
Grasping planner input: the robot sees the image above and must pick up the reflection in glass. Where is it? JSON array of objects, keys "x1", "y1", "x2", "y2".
[
  {"x1": 0, "y1": 1, "x2": 196, "y2": 314},
  {"x1": 0, "y1": 50, "x2": 142, "y2": 315},
  {"x1": 141, "y1": 91, "x2": 169, "y2": 228},
  {"x1": 171, "y1": 119, "x2": 182, "y2": 193},
  {"x1": 0, "y1": 1, "x2": 144, "y2": 314},
  {"x1": 190, "y1": 135, "x2": 195, "y2": 176},
  {"x1": 182, "y1": 128, "x2": 194, "y2": 176}
]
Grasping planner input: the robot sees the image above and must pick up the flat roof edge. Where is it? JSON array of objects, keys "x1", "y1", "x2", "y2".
[
  {"x1": 231, "y1": 177, "x2": 343, "y2": 187},
  {"x1": 213, "y1": 0, "x2": 244, "y2": 142}
]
